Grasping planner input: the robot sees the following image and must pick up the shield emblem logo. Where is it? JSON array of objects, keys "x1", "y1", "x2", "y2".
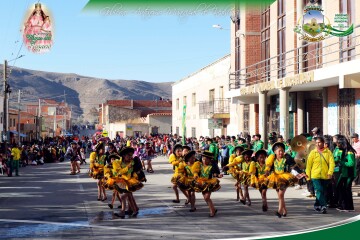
[{"x1": 302, "y1": 10, "x2": 324, "y2": 37}]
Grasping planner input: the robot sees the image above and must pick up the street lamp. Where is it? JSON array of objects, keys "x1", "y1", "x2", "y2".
[
  {"x1": 2, "y1": 54, "x2": 25, "y2": 145},
  {"x1": 212, "y1": 24, "x2": 229, "y2": 30}
]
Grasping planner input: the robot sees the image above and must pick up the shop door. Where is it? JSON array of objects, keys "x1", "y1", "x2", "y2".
[{"x1": 338, "y1": 89, "x2": 355, "y2": 138}]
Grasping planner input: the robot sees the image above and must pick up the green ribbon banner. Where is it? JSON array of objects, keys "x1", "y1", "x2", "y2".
[
  {"x1": 324, "y1": 24, "x2": 354, "y2": 37},
  {"x1": 182, "y1": 104, "x2": 186, "y2": 145}
]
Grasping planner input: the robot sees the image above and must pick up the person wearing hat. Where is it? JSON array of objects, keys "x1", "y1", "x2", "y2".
[
  {"x1": 112, "y1": 147, "x2": 143, "y2": 217},
  {"x1": 194, "y1": 150, "x2": 222, "y2": 217},
  {"x1": 265, "y1": 142, "x2": 297, "y2": 218},
  {"x1": 351, "y1": 133, "x2": 360, "y2": 185},
  {"x1": 168, "y1": 144, "x2": 189, "y2": 204},
  {"x1": 252, "y1": 134, "x2": 264, "y2": 152},
  {"x1": 250, "y1": 150, "x2": 269, "y2": 211},
  {"x1": 103, "y1": 154, "x2": 122, "y2": 209},
  {"x1": 223, "y1": 146, "x2": 245, "y2": 201},
  {"x1": 177, "y1": 151, "x2": 201, "y2": 212},
  {"x1": 311, "y1": 127, "x2": 321, "y2": 140},
  {"x1": 65, "y1": 141, "x2": 81, "y2": 175},
  {"x1": 89, "y1": 141, "x2": 107, "y2": 201},
  {"x1": 237, "y1": 149, "x2": 254, "y2": 206}
]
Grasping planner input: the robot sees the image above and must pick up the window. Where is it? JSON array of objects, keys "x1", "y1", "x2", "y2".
[
  {"x1": 261, "y1": 1, "x2": 271, "y2": 81},
  {"x1": 191, "y1": 127, "x2": 196, "y2": 138},
  {"x1": 277, "y1": 0, "x2": 286, "y2": 78},
  {"x1": 176, "y1": 127, "x2": 179, "y2": 135},
  {"x1": 192, "y1": 93, "x2": 196, "y2": 107},
  {"x1": 219, "y1": 86, "x2": 224, "y2": 99},
  {"x1": 340, "y1": 0, "x2": 355, "y2": 62},
  {"x1": 176, "y1": 98, "x2": 179, "y2": 110},
  {"x1": 243, "y1": 105, "x2": 249, "y2": 133},
  {"x1": 183, "y1": 96, "x2": 187, "y2": 106},
  {"x1": 209, "y1": 89, "x2": 215, "y2": 102}
]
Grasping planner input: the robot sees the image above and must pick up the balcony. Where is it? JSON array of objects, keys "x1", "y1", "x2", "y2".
[
  {"x1": 229, "y1": 25, "x2": 360, "y2": 89},
  {"x1": 198, "y1": 98, "x2": 230, "y2": 119}
]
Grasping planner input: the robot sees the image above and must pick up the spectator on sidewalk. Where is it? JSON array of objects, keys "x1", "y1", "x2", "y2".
[
  {"x1": 351, "y1": 133, "x2": 360, "y2": 185},
  {"x1": 11, "y1": 144, "x2": 21, "y2": 176},
  {"x1": 306, "y1": 136, "x2": 335, "y2": 214}
]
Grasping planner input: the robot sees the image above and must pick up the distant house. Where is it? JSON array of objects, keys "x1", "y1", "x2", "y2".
[{"x1": 99, "y1": 99, "x2": 172, "y2": 138}]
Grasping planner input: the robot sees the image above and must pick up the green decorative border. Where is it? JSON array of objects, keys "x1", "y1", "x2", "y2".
[{"x1": 83, "y1": 0, "x2": 276, "y2": 11}]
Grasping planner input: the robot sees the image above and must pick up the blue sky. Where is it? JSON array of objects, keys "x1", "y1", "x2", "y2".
[{"x1": 0, "y1": 0, "x2": 230, "y2": 83}]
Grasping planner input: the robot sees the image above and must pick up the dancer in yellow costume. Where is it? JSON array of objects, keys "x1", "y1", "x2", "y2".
[
  {"x1": 169, "y1": 144, "x2": 189, "y2": 203},
  {"x1": 250, "y1": 149, "x2": 269, "y2": 211},
  {"x1": 237, "y1": 149, "x2": 253, "y2": 206},
  {"x1": 265, "y1": 142, "x2": 297, "y2": 218},
  {"x1": 223, "y1": 146, "x2": 244, "y2": 201},
  {"x1": 177, "y1": 150, "x2": 201, "y2": 212},
  {"x1": 194, "y1": 151, "x2": 222, "y2": 217},
  {"x1": 113, "y1": 147, "x2": 144, "y2": 217},
  {"x1": 89, "y1": 141, "x2": 107, "y2": 201},
  {"x1": 103, "y1": 153, "x2": 122, "y2": 209}
]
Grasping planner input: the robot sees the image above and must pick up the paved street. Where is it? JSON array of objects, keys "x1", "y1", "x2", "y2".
[{"x1": 0, "y1": 156, "x2": 359, "y2": 239}]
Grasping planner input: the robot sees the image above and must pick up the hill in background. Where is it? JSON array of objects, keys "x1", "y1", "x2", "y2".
[{"x1": 2, "y1": 65, "x2": 173, "y2": 123}]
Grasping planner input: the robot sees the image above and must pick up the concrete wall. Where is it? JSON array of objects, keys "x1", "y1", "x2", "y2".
[
  {"x1": 148, "y1": 115, "x2": 172, "y2": 134},
  {"x1": 172, "y1": 55, "x2": 231, "y2": 139}
]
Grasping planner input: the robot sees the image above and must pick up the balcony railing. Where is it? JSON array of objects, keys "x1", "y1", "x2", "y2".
[
  {"x1": 199, "y1": 98, "x2": 230, "y2": 119},
  {"x1": 229, "y1": 25, "x2": 360, "y2": 89}
]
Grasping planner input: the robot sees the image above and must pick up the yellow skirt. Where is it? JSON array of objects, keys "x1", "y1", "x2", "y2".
[
  {"x1": 194, "y1": 177, "x2": 221, "y2": 193},
  {"x1": 177, "y1": 176, "x2": 195, "y2": 191},
  {"x1": 238, "y1": 171, "x2": 251, "y2": 185},
  {"x1": 228, "y1": 167, "x2": 240, "y2": 180},
  {"x1": 113, "y1": 177, "x2": 144, "y2": 193},
  {"x1": 266, "y1": 172, "x2": 297, "y2": 190},
  {"x1": 90, "y1": 168, "x2": 104, "y2": 180},
  {"x1": 250, "y1": 174, "x2": 268, "y2": 190}
]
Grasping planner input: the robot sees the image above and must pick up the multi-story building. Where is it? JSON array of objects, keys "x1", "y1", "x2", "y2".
[
  {"x1": 227, "y1": 0, "x2": 360, "y2": 142},
  {"x1": 172, "y1": 55, "x2": 232, "y2": 139}
]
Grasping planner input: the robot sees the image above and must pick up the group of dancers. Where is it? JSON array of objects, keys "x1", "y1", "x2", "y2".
[
  {"x1": 87, "y1": 140, "x2": 302, "y2": 218},
  {"x1": 170, "y1": 142, "x2": 301, "y2": 218},
  {"x1": 88, "y1": 141, "x2": 146, "y2": 217}
]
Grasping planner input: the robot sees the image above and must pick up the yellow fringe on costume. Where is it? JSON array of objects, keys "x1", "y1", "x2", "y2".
[
  {"x1": 265, "y1": 156, "x2": 297, "y2": 190},
  {"x1": 169, "y1": 154, "x2": 186, "y2": 184},
  {"x1": 177, "y1": 161, "x2": 201, "y2": 191},
  {"x1": 110, "y1": 159, "x2": 144, "y2": 193},
  {"x1": 194, "y1": 178, "x2": 221, "y2": 193},
  {"x1": 249, "y1": 161, "x2": 268, "y2": 190},
  {"x1": 237, "y1": 161, "x2": 251, "y2": 185},
  {"x1": 89, "y1": 152, "x2": 106, "y2": 180},
  {"x1": 227, "y1": 154, "x2": 243, "y2": 179}
]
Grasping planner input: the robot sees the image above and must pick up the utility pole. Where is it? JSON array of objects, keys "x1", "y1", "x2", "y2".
[
  {"x1": 17, "y1": 90, "x2": 21, "y2": 144},
  {"x1": 63, "y1": 90, "x2": 66, "y2": 133},
  {"x1": 3, "y1": 60, "x2": 9, "y2": 146},
  {"x1": 38, "y1": 98, "x2": 41, "y2": 140}
]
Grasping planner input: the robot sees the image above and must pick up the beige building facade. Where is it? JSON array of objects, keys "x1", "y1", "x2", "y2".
[
  {"x1": 227, "y1": 0, "x2": 360, "y2": 142},
  {"x1": 172, "y1": 55, "x2": 233, "y2": 139}
]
